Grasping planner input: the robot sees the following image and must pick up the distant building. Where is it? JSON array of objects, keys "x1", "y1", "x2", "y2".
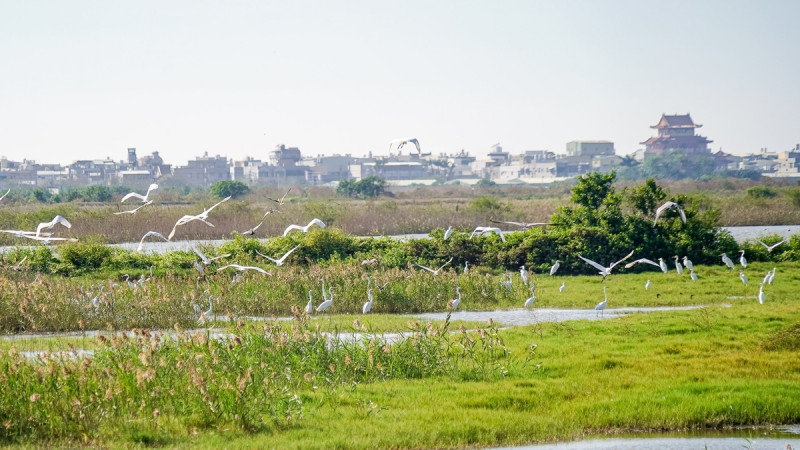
[
  {"x1": 172, "y1": 152, "x2": 230, "y2": 187},
  {"x1": 641, "y1": 113, "x2": 712, "y2": 156},
  {"x1": 565, "y1": 141, "x2": 614, "y2": 157}
]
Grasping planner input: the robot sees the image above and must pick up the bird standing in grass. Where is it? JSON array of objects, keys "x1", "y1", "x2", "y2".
[
  {"x1": 550, "y1": 260, "x2": 561, "y2": 276},
  {"x1": 739, "y1": 270, "x2": 748, "y2": 286},
  {"x1": 739, "y1": 250, "x2": 748, "y2": 268},
  {"x1": 448, "y1": 287, "x2": 462, "y2": 310},
  {"x1": 595, "y1": 286, "x2": 608, "y2": 317},
  {"x1": 523, "y1": 285, "x2": 535, "y2": 308},
  {"x1": 721, "y1": 253, "x2": 735, "y2": 269}
]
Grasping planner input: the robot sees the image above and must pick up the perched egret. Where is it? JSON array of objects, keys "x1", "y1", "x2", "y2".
[
  {"x1": 363, "y1": 287, "x2": 374, "y2": 314},
  {"x1": 415, "y1": 257, "x2": 453, "y2": 276},
  {"x1": 121, "y1": 183, "x2": 158, "y2": 203},
  {"x1": 595, "y1": 286, "x2": 608, "y2": 317},
  {"x1": 448, "y1": 287, "x2": 462, "y2": 309},
  {"x1": 36, "y1": 215, "x2": 72, "y2": 237},
  {"x1": 767, "y1": 267, "x2": 776, "y2": 285},
  {"x1": 758, "y1": 240, "x2": 785, "y2": 253},
  {"x1": 266, "y1": 188, "x2": 292, "y2": 206},
  {"x1": 690, "y1": 270, "x2": 698, "y2": 282},
  {"x1": 758, "y1": 283, "x2": 765, "y2": 305},
  {"x1": 488, "y1": 219, "x2": 550, "y2": 231},
  {"x1": 762, "y1": 270, "x2": 772, "y2": 285},
  {"x1": 469, "y1": 226, "x2": 506, "y2": 242},
  {"x1": 550, "y1": 260, "x2": 562, "y2": 276},
  {"x1": 523, "y1": 285, "x2": 536, "y2": 308},
  {"x1": 114, "y1": 200, "x2": 153, "y2": 215},
  {"x1": 520, "y1": 265, "x2": 529, "y2": 285},
  {"x1": 578, "y1": 250, "x2": 635, "y2": 281},
  {"x1": 283, "y1": 218, "x2": 326, "y2": 236},
  {"x1": 721, "y1": 253, "x2": 735, "y2": 269},
  {"x1": 443, "y1": 226, "x2": 453, "y2": 241},
  {"x1": 559, "y1": 281, "x2": 566, "y2": 292},
  {"x1": 464, "y1": 261, "x2": 469, "y2": 275},
  {"x1": 682, "y1": 256, "x2": 694, "y2": 271},
  {"x1": 256, "y1": 244, "x2": 301, "y2": 267},
  {"x1": 673, "y1": 255, "x2": 684, "y2": 275},
  {"x1": 199, "y1": 294, "x2": 213, "y2": 323},
  {"x1": 316, "y1": 288, "x2": 334, "y2": 312},
  {"x1": 739, "y1": 250, "x2": 748, "y2": 268},
  {"x1": 739, "y1": 270, "x2": 749, "y2": 286},
  {"x1": 653, "y1": 201, "x2": 686, "y2": 225},
  {"x1": 305, "y1": 290, "x2": 314, "y2": 314},
  {"x1": 658, "y1": 257, "x2": 669, "y2": 274}
]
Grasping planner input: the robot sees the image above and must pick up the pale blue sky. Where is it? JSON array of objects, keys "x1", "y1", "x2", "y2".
[{"x1": 1, "y1": 1, "x2": 798, "y2": 165}]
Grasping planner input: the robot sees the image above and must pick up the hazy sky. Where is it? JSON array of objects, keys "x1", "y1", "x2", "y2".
[{"x1": 2, "y1": 1, "x2": 798, "y2": 166}]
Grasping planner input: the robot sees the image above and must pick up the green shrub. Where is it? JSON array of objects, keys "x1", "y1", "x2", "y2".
[{"x1": 746, "y1": 186, "x2": 777, "y2": 199}]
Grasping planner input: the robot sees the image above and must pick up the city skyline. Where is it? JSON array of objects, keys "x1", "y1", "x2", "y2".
[{"x1": 2, "y1": 1, "x2": 799, "y2": 166}]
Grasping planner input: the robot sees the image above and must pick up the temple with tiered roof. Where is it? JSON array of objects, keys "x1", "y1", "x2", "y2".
[{"x1": 641, "y1": 113, "x2": 712, "y2": 156}]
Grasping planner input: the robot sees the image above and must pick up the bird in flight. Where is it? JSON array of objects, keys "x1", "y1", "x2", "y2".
[
  {"x1": 121, "y1": 183, "x2": 159, "y2": 203},
  {"x1": 217, "y1": 264, "x2": 271, "y2": 275},
  {"x1": 653, "y1": 201, "x2": 686, "y2": 225},
  {"x1": 266, "y1": 188, "x2": 291, "y2": 206},
  {"x1": 578, "y1": 250, "x2": 634, "y2": 280},
  {"x1": 256, "y1": 244, "x2": 301, "y2": 267},
  {"x1": 114, "y1": 200, "x2": 153, "y2": 215},
  {"x1": 415, "y1": 257, "x2": 453, "y2": 276},
  {"x1": 283, "y1": 218, "x2": 326, "y2": 236},
  {"x1": 0, "y1": 188, "x2": 10, "y2": 202},
  {"x1": 168, "y1": 196, "x2": 231, "y2": 240},
  {"x1": 239, "y1": 221, "x2": 263, "y2": 236},
  {"x1": 192, "y1": 245, "x2": 231, "y2": 265},
  {"x1": 36, "y1": 215, "x2": 72, "y2": 237},
  {"x1": 469, "y1": 226, "x2": 505, "y2": 242},
  {"x1": 489, "y1": 219, "x2": 550, "y2": 231},
  {"x1": 757, "y1": 240, "x2": 785, "y2": 253},
  {"x1": 136, "y1": 231, "x2": 169, "y2": 252},
  {"x1": 624, "y1": 258, "x2": 661, "y2": 269},
  {"x1": 389, "y1": 138, "x2": 421, "y2": 154}
]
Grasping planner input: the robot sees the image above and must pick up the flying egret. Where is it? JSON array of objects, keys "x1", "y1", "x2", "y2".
[
  {"x1": 757, "y1": 240, "x2": 785, "y2": 253},
  {"x1": 523, "y1": 285, "x2": 536, "y2": 308},
  {"x1": 559, "y1": 281, "x2": 566, "y2": 292},
  {"x1": 283, "y1": 218, "x2": 326, "y2": 236},
  {"x1": 216, "y1": 264, "x2": 271, "y2": 275},
  {"x1": 20, "y1": 235, "x2": 77, "y2": 244},
  {"x1": 121, "y1": 183, "x2": 158, "y2": 203},
  {"x1": 488, "y1": 219, "x2": 551, "y2": 231},
  {"x1": 658, "y1": 257, "x2": 668, "y2": 273},
  {"x1": 0, "y1": 229, "x2": 50, "y2": 238},
  {"x1": 305, "y1": 290, "x2": 314, "y2": 314},
  {"x1": 256, "y1": 244, "x2": 301, "y2": 267},
  {"x1": 739, "y1": 270, "x2": 748, "y2": 286},
  {"x1": 550, "y1": 260, "x2": 562, "y2": 276},
  {"x1": 443, "y1": 226, "x2": 453, "y2": 241},
  {"x1": 520, "y1": 265, "x2": 529, "y2": 285},
  {"x1": 578, "y1": 250, "x2": 634, "y2": 280},
  {"x1": 739, "y1": 250, "x2": 748, "y2": 268},
  {"x1": 137, "y1": 231, "x2": 169, "y2": 252},
  {"x1": 415, "y1": 257, "x2": 453, "y2": 276},
  {"x1": 36, "y1": 215, "x2": 72, "y2": 237},
  {"x1": 262, "y1": 208, "x2": 281, "y2": 219},
  {"x1": 645, "y1": 279, "x2": 651, "y2": 290},
  {"x1": 653, "y1": 201, "x2": 686, "y2": 225},
  {"x1": 389, "y1": 138, "x2": 421, "y2": 154},
  {"x1": 690, "y1": 270, "x2": 698, "y2": 282},
  {"x1": 192, "y1": 246, "x2": 231, "y2": 265},
  {"x1": 239, "y1": 221, "x2": 263, "y2": 236},
  {"x1": 114, "y1": 200, "x2": 153, "y2": 215},
  {"x1": 624, "y1": 258, "x2": 661, "y2": 269},
  {"x1": 168, "y1": 196, "x2": 231, "y2": 239},
  {"x1": 682, "y1": 256, "x2": 694, "y2": 271},
  {"x1": 363, "y1": 287, "x2": 374, "y2": 314},
  {"x1": 448, "y1": 287, "x2": 462, "y2": 310},
  {"x1": 316, "y1": 288, "x2": 333, "y2": 312},
  {"x1": 266, "y1": 187, "x2": 292, "y2": 206},
  {"x1": 758, "y1": 283, "x2": 765, "y2": 305},
  {"x1": 673, "y1": 255, "x2": 684, "y2": 274},
  {"x1": 0, "y1": 188, "x2": 10, "y2": 202},
  {"x1": 469, "y1": 226, "x2": 506, "y2": 242},
  {"x1": 595, "y1": 286, "x2": 608, "y2": 317},
  {"x1": 721, "y1": 253, "x2": 735, "y2": 269}
]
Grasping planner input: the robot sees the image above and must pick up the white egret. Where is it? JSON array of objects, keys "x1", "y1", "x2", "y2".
[
  {"x1": 266, "y1": 187, "x2": 292, "y2": 206},
  {"x1": 36, "y1": 215, "x2": 72, "y2": 237},
  {"x1": 469, "y1": 226, "x2": 506, "y2": 242},
  {"x1": 690, "y1": 270, "x2": 698, "y2": 282},
  {"x1": 305, "y1": 290, "x2": 314, "y2": 314},
  {"x1": 448, "y1": 287, "x2": 462, "y2": 310},
  {"x1": 199, "y1": 294, "x2": 213, "y2": 323},
  {"x1": 739, "y1": 270, "x2": 748, "y2": 286},
  {"x1": 758, "y1": 283, "x2": 765, "y2": 305},
  {"x1": 739, "y1": 250, "x2": 748, "y2": 268},
  {"x1": 168, "y1": 196, "x2": 231, "y2": 240},
  {"x1": 673, "y1": 255, "x2": 684, "y2": 275},
  {"x1": 595, "y1": 286, "x2": 608, "y2": 317},
  {"x1": 682, "y1": 256, "x2": 694, "y2": 271},
  {"x1": 443, "y1": 226, "x2": 453, "y2": 240},
  {"x1": 757, "y1": 240, "x2": 785, "y2": 253},
  {"x1": 389, "y1": 138, "x2": 421, "y2": 154},
  {"x1": 415, "y1": 257, "x2": 453, "y2": 276},
  {"x1": 523, "y1": 285, "x2": 536, "y2": 308},
  {"x1": 316, "y1": 288, "x2": 334, "y2": 312},
  {"x1": 137, "y1": 231, "x2": 169, "y2": 252},
  {"x1": 0, "y1": 188, "x2": 9, "y2": 202},
  {"x1": 464, "y1": 261, "x2": 469, "y2": 275},
  {"x1": 114, "y1": 200, "x2": 153, "y2": 215},
  {"x1": 550, "y1": 260, "x2": 562, "y2": 276},
  {"x1": 578, "y1": 250, "x2": 634, "y2": 280},
  {"x1": 653, "y1": 201, "x2": 686, "y2": 225},
  {"x1": 488, "y1": 219, "x2": 550, "y2": 231},
  {"x1": 721, "y1": 253, "x2": 735, "y2": 269},
  {"x1": 645, "y1": 279, "x2": 651, "y2": 290},
  {"x1": 216, "y1": 264, "x2": 271, "y2": 275},
  {"x1": 363, "y1": 287, "x2": 374, "y2": 314},
  {"x1": 121, "y1": 183, "x2": 158, "y2": 203},
  {"x1": 283, "y1": 218, "x2": 326, "y2": 236},
  {"x1": 520, "y1": 265, "x2": 529, "y2": 285},
  {"x1": 0, "y1": 229, "x2": 50, "y2": 238},
  {"x1": 20, "y1": 235, "x2": 77, "y2": 244},
  {"x1": 256, "y1": 244, "x2": 301, "y2": 267},
  {"x1": 192, "y1": 245, "x2": 231, "y2": 265},
  {"x1": 767, "y1": 267, "x2": 776, "y2": 285},
  {"x1": 762, "y1": 270, "x2": 772, "y2": 285},
  {"x1": 559, "y1": 281, "x2": 566, "y2": 292},
  {"x1": 658, "y1": 257, "x2": 668, "y2": 273},
  {"x1": 500, "y1": 272, "x2": 513, "y2": 291},
  {"x1": 624, "y1": 258, "x2": 661, "y2": 269}
]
